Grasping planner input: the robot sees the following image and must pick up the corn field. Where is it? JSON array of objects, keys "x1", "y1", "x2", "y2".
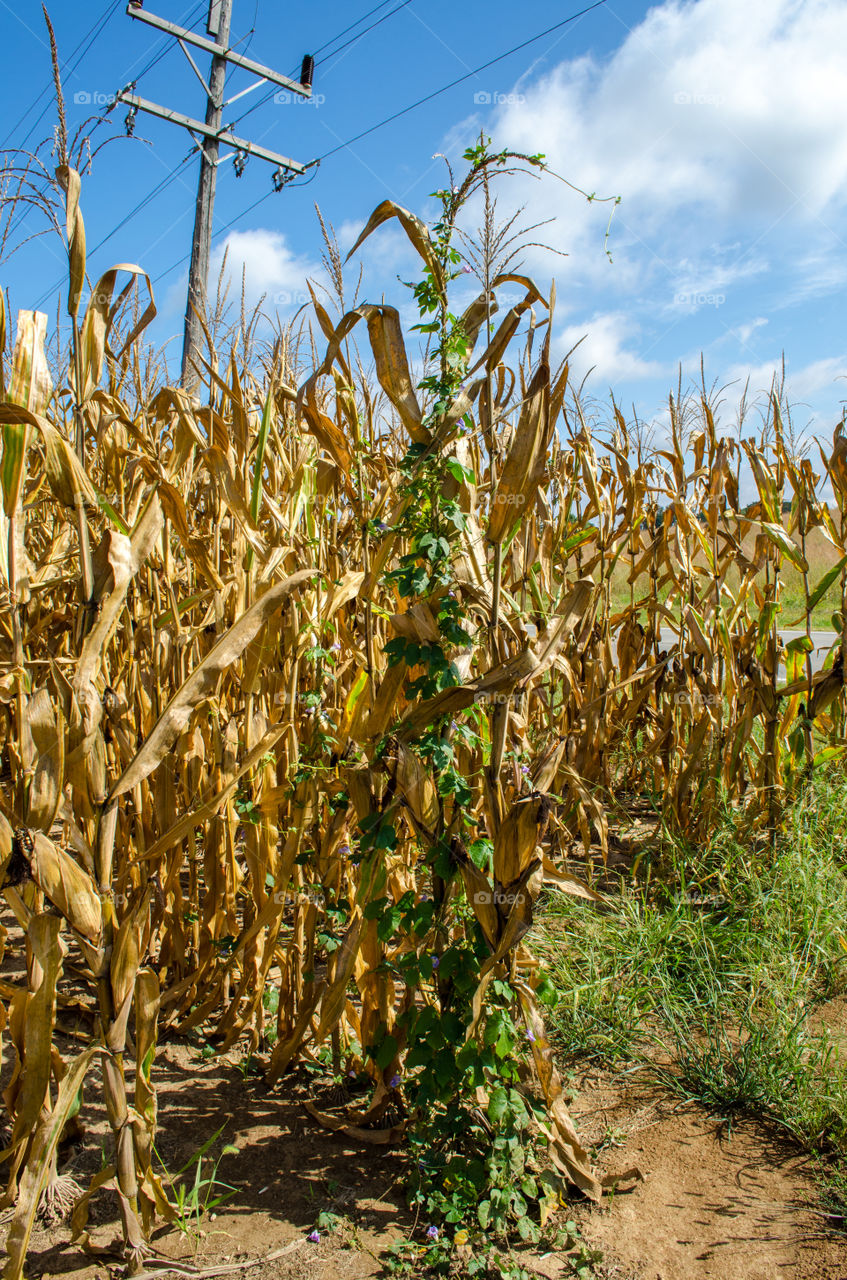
[{"x1": 1, "y1": 147, "x2": 847, "y2": 1278}]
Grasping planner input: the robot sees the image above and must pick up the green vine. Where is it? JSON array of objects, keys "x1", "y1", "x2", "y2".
[{"x1": 354, "y1": 140, "x2": 579, "y2": 1277}]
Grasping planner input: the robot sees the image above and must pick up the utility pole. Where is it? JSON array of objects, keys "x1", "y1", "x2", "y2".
[
  {"x1": 184, "y1": 0, "x2": 232, "y2": 387},
  {"x1": 116, "y1": 2, "x2": 314, "y2": 386}
]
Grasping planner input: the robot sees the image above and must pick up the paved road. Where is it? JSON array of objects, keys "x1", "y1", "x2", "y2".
[{"x1": 653, "y1": 628, "x2": 837, "y2": 676}]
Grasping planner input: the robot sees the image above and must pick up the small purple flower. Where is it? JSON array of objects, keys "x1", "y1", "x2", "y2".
[
  {"x1": 520, "y1": 765, "x2": 531, "y2": 777},
  {"x1": 431, "y1": 954, "x2": 440, "y2": 970},
  {"x1": 450, "y1": 719, "x2": 459, "y2": 731},
  {"x1": 331, "y1": 642, "x2": 341, "y2": 652},
  {"x1": 339, "y1": 844, "x2": 351, "y2": 856},
  {"x1": 389, "y1": 1073, "x2": 401, "y2": 1088},
  {"x1": 461, "y1": 264, "x2": 472, "y2": 274},
  {"x1": 308, "y1": 1229, "x2": 320, "y2": 1243},
  {"x1": 426, "y1": 1225, "x2": 439, "y2": 1241},
  {"x1": 525, "y1": 1029, "x2": 536, "y2": 1043},
  {"x1": 348, "y1": 1069, "x2": 357, "y2": 1078}
]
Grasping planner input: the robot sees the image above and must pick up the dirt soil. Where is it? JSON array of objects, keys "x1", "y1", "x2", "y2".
[
  {"x1": 5, "y1": 1027, "x2": 844, "y2": 1280},
  {"x1": 568, "y1": 1060, "x2": 847, "y2": 1280},
  {"x1": 6, "y1": 1033, "x2": 409, "y2": 1280}
]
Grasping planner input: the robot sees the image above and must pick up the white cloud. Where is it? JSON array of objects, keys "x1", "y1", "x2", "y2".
[
  {"x1": 210, "y1": 229, "x2": 320, "y2": 315},
  {"x1": 669, "y1": 255, "x2": 768, "y2": 314},
  {"x1": 336, "y1": 219, "x2": 363, "y2": 254},
  {"x1": 500, "y1": 0, "x2": 847, "y2": 216},
  {"x1": 463, "y1": 0, "x2": 847, "y2": 299},
  {"x1": 679, "y1": 354, "x2": 847, "y2": 447},
  {"x1": 773, "y1": 248, "x2": 847, "y2": 308},
  {"x1": 556, "y1": 311, "x2": 667, "y2": 385},
  {"x1": 730, "y1": 317, "x2": 769, "y2": 347},
  {"x1": 725, "y1": 354, "x2": 847, "y2": 407}
]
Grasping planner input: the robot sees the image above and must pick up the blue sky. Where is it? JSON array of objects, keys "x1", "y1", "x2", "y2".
[{"x1": 3, "y1": 0, "x2": 847, "y2": 447}]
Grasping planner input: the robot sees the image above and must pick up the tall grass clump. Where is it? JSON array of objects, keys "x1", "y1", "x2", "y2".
[{"x1": 539, "y1": 767, "x2": 847, "y2": 1154}]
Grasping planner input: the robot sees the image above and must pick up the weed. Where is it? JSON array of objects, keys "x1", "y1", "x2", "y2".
[{"x1": 154, "y1": 1127, "x2": 239, "y2": 1245}]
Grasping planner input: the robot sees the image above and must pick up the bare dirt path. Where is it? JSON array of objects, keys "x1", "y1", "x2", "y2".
[{"x1": 569, "y1": 1063, "x2": 846, "y2": 1280}]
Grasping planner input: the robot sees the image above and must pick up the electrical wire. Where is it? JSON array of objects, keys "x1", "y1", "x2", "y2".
[
  {"x1": 34, "y1": 0, "x2": 605, "y2": 313},
  {"x1": 311, "y1": 0, "x2": 399, "y2": 59},
  {"x1": 3, "y1": 0, "x2": 205, "y2": 247},
  {"x1": 237, "y1": 0, "x2": 260, "y2": 55},
  {"x1": 3, "y1": 0, "x2": 123, "y2": 153},
  {"x1": 312, "y1": 0, "x2": 607, "y2": 162},
  {"x1": 32, "y1": 0, "x2": 409, "y2": 310},
  {"x1": 153, "y1": 185, "x2": 274, "y2": 286},
  {"x1": 1, "y1": 0, "x2": 122, "y2": 150},
  {"x1": 32, "y1": 151, "x2": 197, "y2": 311},
  {"x1": 18, "y1": 0, "x2": 206, "y2": 155},
  {"x1": 156, "y1": 1, "x2": 607, "y2": 291},
  {"x1": 151, "y1": 164, "x2": 320, "y2": 288},
  {"x1": 228, "y1": 0, "x2": 414, "y2": 133},
  {"x1": 27, "y1": 2, "x2": 208, "y2": 309}
]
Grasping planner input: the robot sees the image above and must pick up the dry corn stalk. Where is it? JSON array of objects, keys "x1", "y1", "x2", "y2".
[{"x1": 0, "y1": 171, "x2": 844, "y2": 1275}]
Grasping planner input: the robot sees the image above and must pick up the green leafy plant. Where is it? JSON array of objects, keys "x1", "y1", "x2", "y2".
[{"x1": 154, "y1": 1127, "x2": 239, "y2": 1244}]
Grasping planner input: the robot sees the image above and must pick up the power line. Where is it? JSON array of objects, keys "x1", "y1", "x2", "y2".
[
  {"x1": 12, "y1": 0, "x2": 207, "y2": 156},
  {"x1": 312, "y1": 0, "x2": 399, "y2": 59},
  {"x1": 131, "y1": 1, "x2": 608, "y2": 291},
  {"x1": 25, "y1": 0, "x2": 405, "y2": 306},
  {"x1": 14, "y1": 1, "x2": 124, "y2": 153},
  {"x1": 3, "y1": 1, "x2": 205, "y2": 247},
  {"x1": 115, "y1": 1, "x2": 315, "y2": 381},
  {"x1": 36, "y1": 0, "x2": 601, "y2": 325},
  {"x1": 228, "y1": 0, "x2": 414, "y2": 133},
  {"x1": 2, "y1": 0, "x2": 129, "y2": 254},
  {"x1": 238, "y1": 0, "x2": 260, "y2": 54},
  {"x1": 310, "y1": 0, "x2": 412, "y2": 66},
  {"x1": 313, "y1": 0, "x2": 607, "y2": 162},
  {"x1": 90, "y1": 153, "x2": 196, "y2": 256},
  {"x1": 1, "y1": 0, "x2": 122, "y2": 151},
  {"x1": 152, "y1": 163, "x2": 318, "y2": 289},
  {"x1": 32, "y1": 152, "x2": 197, "y2": 311},
  {"x1": 121, "y1": 0, "x2": 207, "y2": 92},
  {"x1": 24, "y1": 3, "x2": 210, "y2": 309},
  {"x1": 153, "y1": 179, "x2": 282, "y2": 287},
  {"x1": 67, "y1": 0, "x2": 397, "y2": 294}
]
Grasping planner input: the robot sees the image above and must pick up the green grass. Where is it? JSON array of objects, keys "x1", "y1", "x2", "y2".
[
  {"x1": 818, "y1": 1157, "x2": 847, "y2": 1232},
  {"x1": 608, "y1": 518, "x2": 844, "y2": 631},
  {"x1": 536, "y1": 770, "x2": 847, "y2": 1174}
]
